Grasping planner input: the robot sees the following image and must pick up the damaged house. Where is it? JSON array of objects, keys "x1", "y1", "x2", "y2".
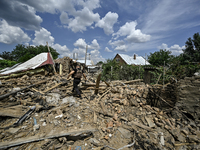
[
  {"x1": 114, "y1": 53, "x2": 150, "y2": 66},
  {"x1": 0, "y1": 53, "x2": 200, "y2": 149}
]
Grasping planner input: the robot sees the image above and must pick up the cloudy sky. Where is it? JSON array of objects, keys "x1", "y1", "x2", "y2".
[{"x1": 0, "y1": 0, "x2": 200, "y2": 64}]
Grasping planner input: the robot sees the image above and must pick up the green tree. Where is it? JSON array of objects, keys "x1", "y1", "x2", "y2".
[
  {"x1": 0, "y1": 51, "x2": 14, "y2": 60},
  {"x1": 0, "y1": 60, "x2": 17, "y2": 70},
  {"x1": 96, "y1": 61, "x2": 103, "y2": 65},
  {"x1": 182, "y1": 32, "x2": 200, "y2": 64},
  {"x1": 11, "y1": 44, "x2": 59, "y2": 62},
  {"x1": 148, "y1": 49, "x2": 173, "y2": 66}
]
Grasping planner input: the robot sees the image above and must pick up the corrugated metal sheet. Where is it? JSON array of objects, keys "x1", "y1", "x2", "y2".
[
  {"x1": 0, "y1": 53, "x2": 53, "y2": 75},
  {"x1": 118, "y1": 54, "x2": 150, "y2": 65}
]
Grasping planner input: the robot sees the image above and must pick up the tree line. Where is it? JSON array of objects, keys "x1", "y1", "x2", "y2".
[{"x1": 101, "y1": 32, "x2": 200, "y2": 82}]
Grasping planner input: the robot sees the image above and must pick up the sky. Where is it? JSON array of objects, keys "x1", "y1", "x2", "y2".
[{"x1": 0, "y1": 0, "x2": 200, "y2": 64}]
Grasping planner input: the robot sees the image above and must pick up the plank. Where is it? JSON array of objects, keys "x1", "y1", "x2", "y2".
[{"x1": 0, "y1": 128, "x2": 97, "y2": 149}]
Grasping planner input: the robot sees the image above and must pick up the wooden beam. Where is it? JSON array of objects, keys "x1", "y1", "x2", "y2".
[
  {"x1": 95, "y1": 74, "x2": 101, "y2": 95},
  {"x1": 43, "y1": 82, "x2": 63, "y2": 93},
  {"x1": 0, "y1": 128, "x2": 97, "y2": 149},
  {"x1": 124, "y1": 79, "x2": 143, "y2": 84},
  {"x1": 0, "y1": 80, "x2": 46, "y2": 101},
  {"x1": 32, "y1": 88, "x2": 45, "y2": 95}
]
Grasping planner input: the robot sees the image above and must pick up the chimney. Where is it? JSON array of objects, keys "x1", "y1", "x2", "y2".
[
  {"x1": 89, "y1": 54, "x2": 91, "y2": 60},
  {"x1": 73, "y1": 53, "x2": 78, "y2": 60},
  {"x1": 133, "y1": 54, "x2": 136, "y2": 60}
]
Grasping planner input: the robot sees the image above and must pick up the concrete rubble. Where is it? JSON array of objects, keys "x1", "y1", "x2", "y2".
[{"x1": 0, "y1": 60, "x2": 200, "y2": 150}]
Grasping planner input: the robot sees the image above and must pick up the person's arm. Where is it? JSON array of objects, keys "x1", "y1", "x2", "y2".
[
  {"x1": 67, "y1": 70, "x2": 75, "y2": 79},
  {"x1": 83, "y1": 73, "x2": 87, "y2": 80}
]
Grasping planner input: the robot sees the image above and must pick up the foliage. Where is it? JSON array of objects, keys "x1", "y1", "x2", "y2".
[
  {"x1": 11, "y1": 44, "x2": 59, "y2": 62},
  {"x1": 101, "y1": 59, "x2": 144, "y2": 81},
  {"x1": 0, "y1": 60, "x2": 18, "y2": 70},
  {"x1": 96, "y1": 61, "x2": 104, "y2": 66},
  {"x1": 148, "y1": 49, "x2": 173, "y2": 66},
  {"x1": 181, "y1": 32, "x2": 200, "y2": 64},
  {"x1": 0, "y1": 51, "x2": 14, "y2": 60}
]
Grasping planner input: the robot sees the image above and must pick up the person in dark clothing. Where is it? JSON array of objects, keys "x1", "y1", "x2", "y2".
[{"x1": 67, "y1": 64, "x2": 86, "y2": 98}]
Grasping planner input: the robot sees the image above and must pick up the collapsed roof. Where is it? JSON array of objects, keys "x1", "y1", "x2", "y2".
[{"x1": 0, "y1": 53, "x2": 54, "y2": 75}]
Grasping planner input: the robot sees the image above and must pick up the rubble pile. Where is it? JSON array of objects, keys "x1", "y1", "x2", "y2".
[
  {"x1": 176, "y1": 76, "x2": 200, "y2": 121},
  {"x1": 54, "y1": 57, "x2": 72, "y2": 73},
  {"x1": 0, "y1": 74, "x2": 200, "y2": 150}
]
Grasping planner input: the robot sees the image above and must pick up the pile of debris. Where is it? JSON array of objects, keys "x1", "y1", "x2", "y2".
[
  {"x1": 0, "y1": 73, "x2": 200, "y2": 150},
  {"x1": 54, "y1": 57, "x2": 73, "y2": 74}
]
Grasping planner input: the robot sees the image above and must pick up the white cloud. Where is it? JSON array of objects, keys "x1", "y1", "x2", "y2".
[
  {"x1": 126, "y1": 29, "x2": 151, "y2": 43},
  {"x1": 105, "y1": 47, "x2": 112, "y2": 52},
  {"x1": 73, "y1": 38, "x2": 105, "y2": 64},
  {"x1": 89, "y1": 39, "x2": 100, "y2": 50},
  {"x1": 115, "y1": 45, "x2": 127, "y2": 52},
  {"x1": 32, "y1": 27, "x2": 73, "y2": 58},
  {"x1": 18, "y1": 0, "x2": 76, "y2": 14},
  {"x1": 60, "y1": 11, "x2": 70, "y2": 24},
  {"x1": 157, "y1": 43, "x2": 185, "y2": 55},
  {"x1": 52, "y1": 44, "x2": 71, "y2": 58},
  {"x1": 0, "y1": 19, "x2": 31, "y2": 44},
  {"x1": 113, "y1": 21, "x2": 151, "y2": 43},
  {"x1": 32, "y1": 28, "x2": 55, "y2": 46},
  {"x1": 96, "y1": 11, "x2": 118, "y2": 35},
  {"x1": 90, "y1": 49, "x2": 105, "y2": 64},
  {"x1": 76, "y1": 0, "x2": 100, "y2": 11},
  {"x1": 108, "y1": 40, "x2": 125, "y2": 48},
  {"x1": 157, "y1": 43, "x2": 168, "y2": 50},
  {"x1": 74, "y1": 38, "x2": 87, "y2": 49},
  {"x1": 68, "y1": 7, "x2": 100, "y2": 32}
]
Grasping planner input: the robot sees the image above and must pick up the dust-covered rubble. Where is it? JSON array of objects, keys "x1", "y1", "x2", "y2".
[{"x1": 0, "y1": 73, "x2": 200, "y2": 150}]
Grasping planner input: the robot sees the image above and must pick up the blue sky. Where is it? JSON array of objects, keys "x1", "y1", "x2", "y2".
[{"x1": 0, "y1": 0, "x2": 200, "y2": 64}]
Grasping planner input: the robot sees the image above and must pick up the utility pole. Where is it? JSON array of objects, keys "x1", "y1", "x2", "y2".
[
  {"x1": 163, "y1": 61, "x2": 165, "y2": 89},
  {"x1": 46, "y1": 42, "x2": 56, "y2": 74},
  {"x1": 85, "y1": 45, "x2": 88, "y2": 66},
  {"x1": 145, "y1": 53, "x2": 146, "y2": 65}
]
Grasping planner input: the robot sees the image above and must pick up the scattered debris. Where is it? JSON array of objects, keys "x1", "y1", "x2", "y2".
[{"x1": 0, "y1": 66, "x2": 200, "y2": 149}]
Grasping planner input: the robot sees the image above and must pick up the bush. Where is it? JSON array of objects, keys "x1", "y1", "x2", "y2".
[
  {"x1": 101, "y1": 59, "x2": 145, "y2": 81},
  {"x1": 0, "y1": 60, "x2": 18, "y2": 70}
]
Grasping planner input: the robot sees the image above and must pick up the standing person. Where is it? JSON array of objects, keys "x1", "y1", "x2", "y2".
[{"x1": 67, "y1": 64, "x2": 86, "y2": 98}]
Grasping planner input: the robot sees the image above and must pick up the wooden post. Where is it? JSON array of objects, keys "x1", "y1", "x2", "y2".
[
  {"x1": 94, "y1": 74, "x2": 101, "y2": 95},
  {"x1": 59, "y1": 64, "x2": 62, "y2": 75},
  {"x1": 46, "y1": 42, "x2": 56, "y2": 74}
]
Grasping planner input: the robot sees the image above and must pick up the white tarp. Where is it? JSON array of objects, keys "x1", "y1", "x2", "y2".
[{"x1": 0, "y1": 53, "x2": 53, "y2": 75}]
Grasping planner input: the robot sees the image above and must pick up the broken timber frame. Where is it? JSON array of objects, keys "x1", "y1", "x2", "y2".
[
  {"x1": 0, "y1": 128, "x2": 97, "y2": 149},
  {"x1": 95, "y1": 73, "x2": 101, "y2": 95},
  {"x1": 0, "y1": 80, "x2": 46, "y2": 101}
]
